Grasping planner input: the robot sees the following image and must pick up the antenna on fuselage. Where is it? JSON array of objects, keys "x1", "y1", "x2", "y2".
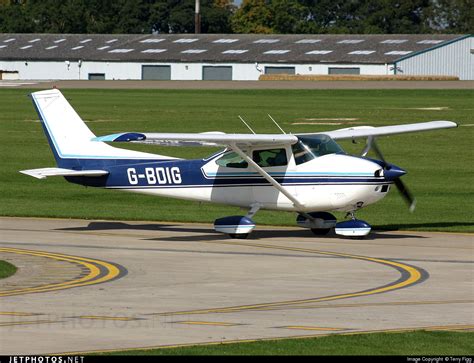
[
  {"x1": 238, "y1": 115, "x2": 256, "y2": 134},
  {"x1": 267, "y1": 114, "x2": 286, "y2": 134}
]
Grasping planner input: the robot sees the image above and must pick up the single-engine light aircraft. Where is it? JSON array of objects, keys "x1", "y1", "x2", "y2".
[{"x1": 21, "y1": 89, "x2": 457, "y2": 238}]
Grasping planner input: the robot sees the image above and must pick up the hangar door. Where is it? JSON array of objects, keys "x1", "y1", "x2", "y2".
[
  {"x1": 142, "y1": 65, "x2": 171, "y2": 80},
  {"x1": 202, "y1": 66, "x2": 233, "y2": 80},
  {"x1": 328, "y1": 67, "x2": 360, "y2": 75},
  {"x1": 264, "y1": 66, "x2": 295, "y2": 75}
]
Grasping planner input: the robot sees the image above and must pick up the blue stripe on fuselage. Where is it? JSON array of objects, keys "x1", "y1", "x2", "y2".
[{"x1": 65, "y1": 158, "x2": 386, "y2": 189}]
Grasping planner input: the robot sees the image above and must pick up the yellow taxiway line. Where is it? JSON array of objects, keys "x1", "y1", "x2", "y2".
[
  {"x1": 172, "y1": 321, "x2": 243, "y2": 327},
  {"x1": 151, "y1": 240, "x2": 425, "y2": 316},
  {"x1": 0, "y1": 247, "x2": 125, "y2": 297}
]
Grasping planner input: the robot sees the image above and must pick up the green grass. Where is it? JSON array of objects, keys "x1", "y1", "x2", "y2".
[
  {"x1": 0, "y1": 260, "x2": 17, "y2": 279},
  {"x1": 98, "y1": 331, "x2": 473, "y2": 355},
  {"x1": 1, "y1": 88, "x2": 473, "y2": 232}
]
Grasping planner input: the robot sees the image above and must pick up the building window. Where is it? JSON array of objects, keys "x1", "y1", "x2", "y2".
[{"x1": 88, "y1": 73, "x2": 105, "y2": 80}]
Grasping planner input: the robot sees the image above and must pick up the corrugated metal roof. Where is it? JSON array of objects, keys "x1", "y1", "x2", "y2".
[{"x1": 0, "y1": 33, "x2": 466, "y2": 64}]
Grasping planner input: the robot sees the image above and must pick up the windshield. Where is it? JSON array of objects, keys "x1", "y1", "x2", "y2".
[{"x1": 292, "y1": 134, "x2": 345, "y2": 165}]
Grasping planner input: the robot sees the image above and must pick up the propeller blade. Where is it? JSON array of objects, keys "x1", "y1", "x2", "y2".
[
  {"x1": 365, "y1": 137, "x2": 416, "y2": 212},
  {"x1": 393, "y1": 178, "x2": 416, "y2": 212},
  {"x1": 371, "y1": 139, "x2": 389, "y2": 169}
]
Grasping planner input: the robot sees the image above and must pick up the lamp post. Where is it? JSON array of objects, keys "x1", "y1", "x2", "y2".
[{"x1": 195, "y1": 0, "x2": 201, "y2": 34}]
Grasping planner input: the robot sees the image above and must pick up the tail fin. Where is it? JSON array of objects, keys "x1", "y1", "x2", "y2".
[{"x1": 31, "y1": 89, "x2": 164, "y2": 168}]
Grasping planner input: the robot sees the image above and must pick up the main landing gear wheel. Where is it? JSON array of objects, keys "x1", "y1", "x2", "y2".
[
  {"x1": 229, "y1": 233, "x2": 249, "y2": 239},
  {"x1": 310, "y1": 228, "x2": 331, "y2": 236}
]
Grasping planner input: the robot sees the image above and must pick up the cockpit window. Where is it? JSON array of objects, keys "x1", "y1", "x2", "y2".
[
  {"x1": 216, "y1": 152, "x2": 248, "y2": 168},
  {"x1": 292, "y1": 134, "x2": 345, "y2": 165}
]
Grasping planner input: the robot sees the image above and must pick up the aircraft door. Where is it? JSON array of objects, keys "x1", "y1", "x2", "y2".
[
  {"x1": 250, "y1": 147, "x2": 296, "y2": 209},
  {"x1": 203, "y1": 151, "x2": 255, "y2": 207}
]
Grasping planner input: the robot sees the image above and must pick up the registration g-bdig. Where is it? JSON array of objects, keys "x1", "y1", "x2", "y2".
[{"x1": 127, "y1": 167, "x2": 182, "y2": 185}]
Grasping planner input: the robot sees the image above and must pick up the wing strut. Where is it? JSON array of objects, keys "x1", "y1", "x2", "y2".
[{"x1": 230, "y1": 143, "x2": 305, "y2": 210}]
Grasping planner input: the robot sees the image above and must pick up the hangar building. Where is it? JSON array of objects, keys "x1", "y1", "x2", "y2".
[{"x1": 0, "y1": 33, "x2": 472, "y2": 81}]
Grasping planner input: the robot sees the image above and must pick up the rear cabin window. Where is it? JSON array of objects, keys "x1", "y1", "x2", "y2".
[{"x1": 216, "y1": 152, "x2": 248, "y2": 168}]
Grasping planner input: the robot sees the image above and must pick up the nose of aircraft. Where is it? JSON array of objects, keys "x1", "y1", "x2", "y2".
[{"x1": 383, "y1": 164, "x2": 407, "y2": 181}]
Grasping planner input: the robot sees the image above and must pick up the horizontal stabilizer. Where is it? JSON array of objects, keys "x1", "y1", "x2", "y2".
[{"x1": 20, "y1": 168, "x2": 108, "y2": 179}]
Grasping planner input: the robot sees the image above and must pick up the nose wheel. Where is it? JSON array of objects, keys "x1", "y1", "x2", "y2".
[{"x1": 296, "y1": 212, "x2": 337, "y2": 236}]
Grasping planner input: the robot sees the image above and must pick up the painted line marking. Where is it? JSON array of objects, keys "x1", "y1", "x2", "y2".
[
  {"x1": 149, "y1": 241, "x2": 427, "y2": 316},
  {"x1": 278, "y1": 326, "x2": 348, "y2": 332},
  {"x1": 72, "y1": 316, "x2": 142, "y2": 321},
  {"x1": 424, "y1": 325, "x2": 474, "y2": 331},
  {"x1": 0, "y1": 320, "x2": 63, "y2": 327},
  {"x1": 0, "y1": 247, "x2": 127, "y2": 297},
  {"x1": 172, "y1": 321, "x2": 243, "y2": 327},
  {"x1": 245, "y1": 299, "x2": 474, "y2": 312},
  {"x1": 0, "y1": 312, "x2": 43, "y2": 316}
]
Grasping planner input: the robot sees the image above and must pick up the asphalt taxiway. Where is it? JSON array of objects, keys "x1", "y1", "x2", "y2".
[{"x1": 0, "y1": 217, "x2": 472, "y2": 354}]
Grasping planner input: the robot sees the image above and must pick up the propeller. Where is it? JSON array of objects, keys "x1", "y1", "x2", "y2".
[{"x1": 368, "y1": 137, "x2": 416, "y2": 212}]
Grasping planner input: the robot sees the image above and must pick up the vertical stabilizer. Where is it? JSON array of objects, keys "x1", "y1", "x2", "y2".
[{"x1": 30, "y1": 89, "x2": 167, "y2": 167}]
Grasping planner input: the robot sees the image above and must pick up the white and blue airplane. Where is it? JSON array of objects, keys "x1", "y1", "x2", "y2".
[{"x1": 21, "y1": 89, "x2": 457, "y2": 238}]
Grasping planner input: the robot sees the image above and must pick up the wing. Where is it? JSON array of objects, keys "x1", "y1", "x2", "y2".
[
  {"x1": 306, "y1": 120, "x2": 457, "y2": 140},
  {"x1": 93, "y1": 132, "x2": 298, "y2": 148},
  {"x1": 93, "y1": 120, "x2": 456, "y2": 146}
]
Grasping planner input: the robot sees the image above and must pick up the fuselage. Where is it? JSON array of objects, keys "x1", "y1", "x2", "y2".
[{"x1": 67, "y1": 139, "x2": 392, "y2": 213}]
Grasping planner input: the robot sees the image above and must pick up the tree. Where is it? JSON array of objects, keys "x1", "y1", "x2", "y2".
[
  {"x1": 0, "y1": 0, "x2": 469, "y2": 34},
  {"x1": 231, "y1": 0, "x2": 274, "y2": 33},
  {"x1": 271, "y1": 0, "x2": 317, "y2": 33},
  {"x1": 356, "y1": 0, "x2": 432, "y2": 34},
  {"x1": 0, "y1": 0, "x2": 34, "y2": 32},
  {"x1": 428, "y1": 0, "x2": 474, "y2": 33},
  {"x1": 26, "y1": 0, "x2": 88, "y2": 33}
]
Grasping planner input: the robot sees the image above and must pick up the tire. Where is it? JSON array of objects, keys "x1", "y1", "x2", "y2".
[
  {"x1": 229, "y1": 233, "x2": 249, "y2": 239},
  {"x1": 310, "y1": 228, "x2": 331, "y2": 236}
]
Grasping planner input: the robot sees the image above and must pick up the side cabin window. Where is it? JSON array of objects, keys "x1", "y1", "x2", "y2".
[
  {"x1": 216, "y1": 148, "x2": 288, "y2": 169},
  {"x1": 292, "y1": 134, "x2": 345, "y2": 165},
  {"x1": 216, "y1": 152, "x2": 248, "y2": 168},
  {"x1": 252, "y1": 148, "x2": 288, "y2": 167}
]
